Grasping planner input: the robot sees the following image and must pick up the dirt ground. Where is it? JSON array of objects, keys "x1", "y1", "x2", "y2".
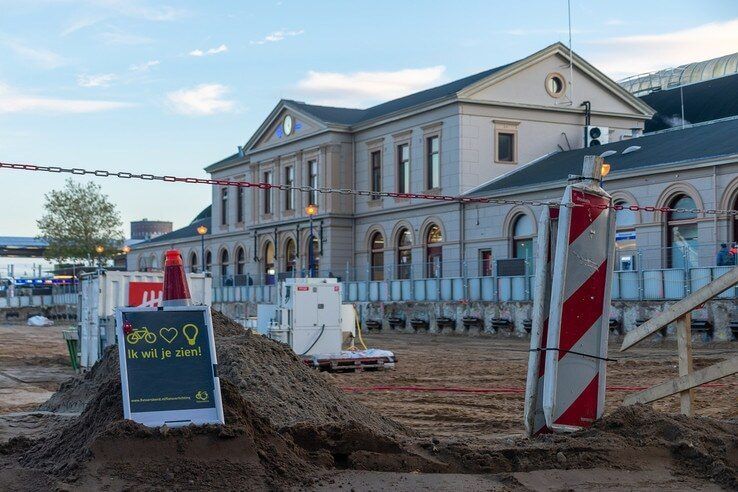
[
  {"x1": 330, "y1": 332, "x2": 738, "y2": 439},
  {"x1": 0, "y1": 323, "x2": 72, "y2": 414},
  {"x1": 1, "y1": 322, "x2": 736, "y2": 491}
]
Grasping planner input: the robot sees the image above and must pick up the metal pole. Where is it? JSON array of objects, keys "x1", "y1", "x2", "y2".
[
  {"x1": 308, "y1": 215, "x2": 314, "y2": 278},
  {"x1": 200, "y1": 234, "x2": 205, "y2": 273}
]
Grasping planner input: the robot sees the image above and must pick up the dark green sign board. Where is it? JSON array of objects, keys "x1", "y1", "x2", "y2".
[{"x1": 116, "y1": 306, "x2": 224, "y2": 426}]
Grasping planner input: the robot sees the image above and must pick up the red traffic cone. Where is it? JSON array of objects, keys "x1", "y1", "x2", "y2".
[{"x1": 162, "y1": 249, "x2": 192, "y2": 306}]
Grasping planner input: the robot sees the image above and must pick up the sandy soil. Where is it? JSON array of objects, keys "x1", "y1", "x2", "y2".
[
  {"x1": 1, "y1": 322, "x2": 736, "y2": 491},
  {"x1": 330, "y1": 332, "x2": 738, "y2": 439},
  {"x1": 0, "y1": 323, "x2": 73, "y2": 413}
]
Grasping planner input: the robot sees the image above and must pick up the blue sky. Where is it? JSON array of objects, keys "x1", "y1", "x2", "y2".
[{"x1": 1, "y1": 0, "x2": 737, "y2": 240}]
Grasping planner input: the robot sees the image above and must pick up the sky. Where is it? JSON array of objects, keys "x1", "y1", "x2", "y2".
[{"x1": 1, "y1": 0, "x2": 737, "y2": 246}]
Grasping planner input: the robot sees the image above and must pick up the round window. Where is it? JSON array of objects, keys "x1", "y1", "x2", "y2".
[{"x1": 545, "y1": 73, "x2": 566, "y2": 98}]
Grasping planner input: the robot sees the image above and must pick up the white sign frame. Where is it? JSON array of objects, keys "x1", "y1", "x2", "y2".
[{"x1": 116, "y1": 305, "x2": 225, "y2": 427}]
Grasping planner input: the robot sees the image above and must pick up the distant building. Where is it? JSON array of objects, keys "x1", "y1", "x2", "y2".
[{"x1": 130, "y1": 219, "x2": 172, "y2": 240}]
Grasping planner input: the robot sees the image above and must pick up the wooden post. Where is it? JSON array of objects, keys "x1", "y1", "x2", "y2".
[{"x1": 675, "y1": 313, "x2": 694, "y2": 416}]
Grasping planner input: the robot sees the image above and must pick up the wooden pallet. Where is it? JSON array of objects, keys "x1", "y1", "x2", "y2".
[{"x1": 303, "y1": 355, "x2": 396, "y2": 373}]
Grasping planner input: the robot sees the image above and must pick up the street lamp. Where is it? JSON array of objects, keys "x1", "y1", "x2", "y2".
[
  {"x1": 305, "y1": 204, "x2": 318, "y2": 277},
  {"x1": 95, "y1": 245, "x2": 104, "y2": 268},
  {"x1": 197, "y1": 225, "x2": 208, "y2": 273},
  {"x1": 122, "y1": 245, "x2": 131, "y2": 271}
]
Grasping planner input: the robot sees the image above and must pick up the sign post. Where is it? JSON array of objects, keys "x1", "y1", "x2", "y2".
[
  {"x1": 542, "y1": 156, "x2": 616, "y2": 431},
  {"x1": 116, "y1": 305, "x2": 224, "y2": 427}
]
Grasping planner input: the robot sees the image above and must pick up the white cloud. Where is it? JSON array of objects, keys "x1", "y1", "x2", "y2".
[
  {"x1": 3, "y1": 39, "x2": 66, "y2": 69},
  {"x1": 61, "y1": 14, "x2": 105, "y2": 36},
  {"x1": 99, "y1": 27, "x2": 153, "y2": 45},
  {"x1": 129, "y1": 60, "x2": 160, "y2": 72},
  {"x1": 77, "y1": 73, "x2": 117, "y2": 87},
  {"x1": 0, "y1": 83, "x2": 133, "y2": 113},
  {"x1": 250, "y1": 29, "x2": 304, "y2": 45},
  {"x1": 586, "y1": 19, "x2": 738, "y2": 79},
  {"x1": 189, "y1": 44, "x2": 228, "y2": 57},
  {"x1": 296, "y1": 66, "x2": 447, "y2": 107},
  {"x1": 79, "y1": 1, "x2": 186, "y2": 21},
  {"x1": 165, "y1": 84, "x2": 235, "y2": 115}
]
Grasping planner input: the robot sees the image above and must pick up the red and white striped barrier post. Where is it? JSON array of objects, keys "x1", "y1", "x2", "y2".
[
  {"x1": 524, "y1": 206, "x2": 559, "y2": 436},
  {"x1": 542, "y1": 155, "x2": 617, "y2": 431}
]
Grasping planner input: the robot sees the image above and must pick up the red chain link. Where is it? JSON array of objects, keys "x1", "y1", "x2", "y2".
[{"x1": 1, "y1": 161, "x2": 736, "y2": 216}]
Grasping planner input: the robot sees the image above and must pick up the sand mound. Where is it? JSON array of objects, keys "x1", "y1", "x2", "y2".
[
  {"x1": 40, "y1": 309, "x2": 407, "y2": 435},
  {"x1": 16, "y1": 310, "x2": 410, "y2": 487},
  {"x1": 11, "y1": 311, "x2": 735, "y2": 489},
  {"x1": 588, "y1": 404, "x2": 738, "y2": 489}
]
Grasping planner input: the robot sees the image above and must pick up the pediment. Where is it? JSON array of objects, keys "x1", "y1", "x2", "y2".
[
  {"x1": 247, "y1": 103, "x2": 326, "y2": 153},
  {"x1": 459, "y1": 46, "x2": 653, "y2": 117}
]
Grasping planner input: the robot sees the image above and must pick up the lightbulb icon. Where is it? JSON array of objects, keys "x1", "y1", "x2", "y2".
[{"x1": 182, "y1": 323, "x2": 199, "y2": 346}]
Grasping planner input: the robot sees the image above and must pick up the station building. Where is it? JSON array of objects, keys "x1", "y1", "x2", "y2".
[{"x1": 128, "y1": 44, "x2": 738, "y2": 297}]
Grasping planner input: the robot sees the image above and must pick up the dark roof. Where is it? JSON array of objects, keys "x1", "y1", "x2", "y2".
[
  {"x1": 285, "y1": 101, "x2": 366, "y2": 125},
  {"x1": 134, "y1": 206, "x2": 211, "y2": 247},
  {"x1": 204, "y1": 152, "x2": 243, "y2": 172},
  {"x1": 144, "y1": 217, "x2": 210, "y2": 245},
  {"x1": 468, "y1": 117, "x2": 738, "y2": 196},
  {"x1": 639, "y1": 73, "x2": 738, "y2": 132},
  {"x1": 191, "y1": 205, "x2": 211, "y2": 222},
  {"x1": 285, "y1": 63, "x2": 513, "y2": 127},
  {"x1": 0, "y1": 236, "x2": 48, "y2": 247}
]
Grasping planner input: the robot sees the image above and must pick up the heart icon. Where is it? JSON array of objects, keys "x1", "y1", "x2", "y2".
[{"x1": 159, "y1": 327, "x2": 178, "y2": 344}]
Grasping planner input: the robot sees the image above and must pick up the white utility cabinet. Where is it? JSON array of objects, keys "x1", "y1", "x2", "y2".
[
  {"x1": 78, "y1": 270, "x2": 211, "y2": 368},
  {"x1": 272, "y1": 278, "x2": 344, "y2": 356}
]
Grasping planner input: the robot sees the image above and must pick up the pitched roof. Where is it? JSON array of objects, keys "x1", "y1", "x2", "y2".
[
  {"x1": 285, "y1": 63, "x2": 514, "y2": 127},
  {"x1": 467, "y1": 117, "x2": 738, "y2": 197},
  {"x1": 640, "y1": 73, "x2": 738, "y2": 132},
  {"x1": 204, "y1": 152, "x2": 244, "y2": 173},
  {"x1": 284, "y1": 63, "x2": 514, "y2": 127},
  {"x1": 132, "y1": 206, "x2": 211, "y2": 247}
]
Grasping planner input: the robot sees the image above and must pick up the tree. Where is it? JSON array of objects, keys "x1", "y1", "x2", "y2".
[{"x1": 37, "y1": 179, "x2": 125, "y2": 264}]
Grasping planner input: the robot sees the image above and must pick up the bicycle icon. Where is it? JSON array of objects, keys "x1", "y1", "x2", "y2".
[{"x1": 126, "y1": 327, "x2": 157, "y2": 345}]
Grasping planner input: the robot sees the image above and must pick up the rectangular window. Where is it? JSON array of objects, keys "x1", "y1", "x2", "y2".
[
  {"x1": 308, "y1": 160, "x2": 318, "y2": 205},
  {"x1": 263, "y1": 171, "x2": 273, "y2": 214},
  {"x1": 426, "y1": 135, "x2": 440, "y2": 189},
  {"x1": 370, "y1": 151, "x2": 381, "y2": 199},
  {"x1": 220, "y1": 187, "x2": 228, "y2": 225},
  {"x1": 284, "y1": 165, "x2": 294, "y2": 211},
  {"x1": 480, "y1": 249, "x2": 493, "y2": 277},
  {"x1": 397, "y1": 143, "x2": 410, "y2": 193},
  {"x1": 497, "y1": 132, "x2": 515, "y2": 163},
  {"x1": 236, "y1": 186, "x2": 244, "y2": 223}
]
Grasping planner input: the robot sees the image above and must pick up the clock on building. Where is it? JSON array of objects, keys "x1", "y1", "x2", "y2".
[{"x1": 283, "y1": 114, "x2": 294, "y2": 136}]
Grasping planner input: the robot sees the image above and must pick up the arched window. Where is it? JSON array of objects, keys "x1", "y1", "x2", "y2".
[
  {"x1": 512, "y1": 214, "x2": 534, "y2": 260},
  {"x1": 666, "y1": 195, "x2": 698, "y2": 269},
  {"x1": 149, "y1": 255, "x2": 158, "y2": 270},
  {"x1": 397, "y1": 228, "x2": 413, "y2": 279},
  {"x1": 733, "y1": 194, "x2": 738, "y2": 245},
  {"x1": 307, "y1": 235, "x2": 320, "y2": 277},
  {"x1": 614, "y1": 200, "x2": 637, "y2": 271},
  {"x1": 220, "y1": 249, "x2": 230, "y2": 281},
  {"x1": 205, "y1": 250, "x2": 212, "y2": 273},
  {"x1": 284, "y1": 239, "x2": 296, "y2": 275},
  {"x1": 236, "y1": 246, "x2": 245, "y2": 275},
  {"x1": 370, "y1": 232, "x2": 384, "y2": 281},
  {"x1": 189, "y1": 251, "x2": 198, "y2": 273},
  {"x1": 426, "y1": 224, "x2": 443, "y2": 278},
  {"x1": 138, "y1": 256, "x2": 147, "y2": 271},
  {"x1": 264, "y1": 241, "x2": 275, "y2": 284}
]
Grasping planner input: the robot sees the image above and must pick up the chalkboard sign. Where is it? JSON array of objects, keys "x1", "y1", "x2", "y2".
[{"x1": 115, "y1": 306, "x2": 224, "y2": 427}]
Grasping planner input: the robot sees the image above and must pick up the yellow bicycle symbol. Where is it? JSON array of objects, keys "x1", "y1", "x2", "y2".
[
  {"x1": 195, "y1": 390, "x2": 209, "y2": 402},
  {"x1": 126, "y1": 327, "x2": 157, "y2": 345}
]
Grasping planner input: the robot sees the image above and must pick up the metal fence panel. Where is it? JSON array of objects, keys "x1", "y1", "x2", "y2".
[{"x1": 663, "y1": 269, "x2": 686, "y2": 299}]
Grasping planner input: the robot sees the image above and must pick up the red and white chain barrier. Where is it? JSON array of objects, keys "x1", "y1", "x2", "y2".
[{"x1": 2, "y1": 161, "x2": 737, "y2": 216}]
